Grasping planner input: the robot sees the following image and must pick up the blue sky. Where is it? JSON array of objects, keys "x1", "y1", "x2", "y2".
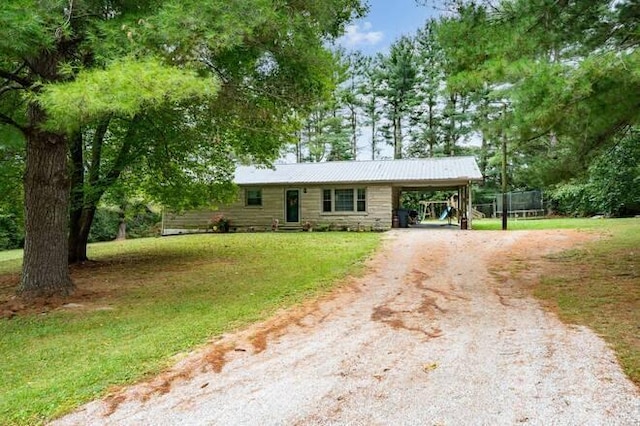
[{"x1": 338, "y1": 0, "x2": 443, "y2": 55}]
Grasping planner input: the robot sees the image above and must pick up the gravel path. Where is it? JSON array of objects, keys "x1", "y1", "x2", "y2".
[{"x1": 52, "y1": 229, "x2": 640, "y2": 425}]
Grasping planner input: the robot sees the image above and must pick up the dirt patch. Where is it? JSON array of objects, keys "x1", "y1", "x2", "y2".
[
  {"x1": 249, "y1": 316, "x2": 299, "y2": 354},
  {"x1": 102, "y1": 394, "x2": 127, "y2": 418},
  {"x1": 203, "y1": 344, "x2": 233, "y2": 374},
  {"x1": 51, "y1": 229, "x2": 640, "y2": 425},
  {"x1": 417, "y1": 295, "x2": 446, "y2": 316},
  {"x1": 0, "y1": 288, "x2": 109, "y2": 319}
]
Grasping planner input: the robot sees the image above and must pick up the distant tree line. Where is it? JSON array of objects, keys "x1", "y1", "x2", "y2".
[{"x1": 292, "y1": 0, "x2": 640, "y2": 216}]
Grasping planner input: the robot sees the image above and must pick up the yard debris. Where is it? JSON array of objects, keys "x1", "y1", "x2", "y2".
[{"x1": 422, "y1": 362, "x2": 438, "y2": 373}]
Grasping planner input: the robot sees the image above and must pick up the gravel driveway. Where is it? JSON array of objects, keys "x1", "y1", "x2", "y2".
[{"x1": 52, "y1": 229, "x2": 640, "y2": 425}]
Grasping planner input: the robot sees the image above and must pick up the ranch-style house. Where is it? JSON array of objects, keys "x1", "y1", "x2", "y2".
[{"x1": 162, "y1": 156, "x2": 484, "y2": 234}]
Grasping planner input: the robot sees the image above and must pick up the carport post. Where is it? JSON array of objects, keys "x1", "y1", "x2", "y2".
[{"x1": 468, "y1": 182, "x2": 473, "y2": 229}]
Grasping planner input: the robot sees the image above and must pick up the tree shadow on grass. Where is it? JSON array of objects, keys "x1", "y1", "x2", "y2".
[{"x1": 0, "y1": 250, "x2": 236, "y2": 319}]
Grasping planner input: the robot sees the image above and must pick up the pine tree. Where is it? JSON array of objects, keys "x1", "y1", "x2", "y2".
[
  {"x1": 358, "y1": 54, "x2": 385, "y2": 160},
  {"x1": 407, "y1": 21, "x2": 444, "y2": 158},
  {"x1": 379, "y1": 36, "x2": 418, "y2": 159}
]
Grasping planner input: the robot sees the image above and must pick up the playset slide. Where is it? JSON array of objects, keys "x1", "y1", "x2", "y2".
[{"x1": 439, "y1": 206, "x2": 452, "y2": 221}]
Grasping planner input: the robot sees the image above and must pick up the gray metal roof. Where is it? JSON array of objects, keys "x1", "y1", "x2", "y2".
[{"x1": 235, "y1": 157, "x2": 483, "y2": 186}]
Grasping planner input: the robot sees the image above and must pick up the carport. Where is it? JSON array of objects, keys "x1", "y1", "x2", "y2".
[{"x1": 389, "y1": 157, "x2": 483, "y2": 229}]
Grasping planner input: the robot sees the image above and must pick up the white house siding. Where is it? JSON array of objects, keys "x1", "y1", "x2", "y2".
[{"x1": 162, "y1": 185, "x2": 393, "y2": 234}]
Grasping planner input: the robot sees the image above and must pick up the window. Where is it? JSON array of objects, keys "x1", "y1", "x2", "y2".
[
  {"x1": 321, "y1": 188, "x2": 366, "y2": 213},
  {"x1": 245, "y1": 188, "x2": 262, "y2": 206},
  {"x1": 357, "y1": 188, "x2": 366, "y2": 212},
  {"x1": 335, "y1": 189, "x2": 354, "y2": 212},
  {"x1": 322, "y1": 189, "x2": 332, "y2": 212}
]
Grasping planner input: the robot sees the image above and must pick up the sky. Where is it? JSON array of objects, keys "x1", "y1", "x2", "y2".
[{"x1": 338, "y1": 0, "x2": 444, "y2": 55}]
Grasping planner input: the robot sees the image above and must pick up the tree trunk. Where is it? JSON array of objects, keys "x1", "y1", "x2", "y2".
[
  {"x1": 116, "y1": 219, "x2": 127, "y2": 241},
  {"x1": 480, "y1": 131, "x2": 488, "y2": 183},
  {"x1": 428, "y1": 100, "x2": 435, "y2": 157},
  {"x1": 116, "y1": 198, "x2": 127, "y2": 241},
  {"x1": 19, "y1": 104, "x2": 74, "y2": 297},
  {"x1": 448, "y1": 94, "x2": 457, "y2": 156},
  {"x1": 69, "y1": 207, "x2": 96, "y2": 264},
  {"x1": 502, "y1": 128, "x2": 508, "y2": 231},
  {"x1": 370, "y1": 118, "x2": 376, "y2": 160},
  {"x1": 68, "y1": 116, "x2": 112, "y2": 264},
  {"x1": 350, "y1": 107, "x2": 357, "y2": 159},
  {"x1": 393, "y1": 115, "x2": 403, "y2": 159},
  {"x1": 68, "y1": 132, "x2": 85, "y2": 264}
]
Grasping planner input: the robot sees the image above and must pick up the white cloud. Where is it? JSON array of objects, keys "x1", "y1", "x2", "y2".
[{"x1": 339, "y1": 22, "x2": 384, "y2": 48}]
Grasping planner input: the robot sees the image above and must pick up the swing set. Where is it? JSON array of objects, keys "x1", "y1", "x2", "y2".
[{"x1": 418, "y1": 195, "x2": 459, "y2": 225}]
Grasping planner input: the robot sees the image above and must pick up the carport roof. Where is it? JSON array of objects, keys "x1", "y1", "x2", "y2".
[{"x1": 235, "y1": 156, "x2": 483, "y2": 186}]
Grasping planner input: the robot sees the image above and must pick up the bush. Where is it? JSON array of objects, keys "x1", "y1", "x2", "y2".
[
  {"x1": 89, "y1": 209, "x2": 120, "y2": 242},
  {"x1": 549, "y1": 183, "x2": 594, "y2": 217},
  {"x1": 550, "y1": 132, "x2": 640, "y2": 217},
  {"x1": 125, "y1": 204, "x2": 162, "y2": 238},
  {"x1": 0, "y1": 210, "x2": 23, "y2": 250},
  {"x1": 89, "y1": 203, "x2": 161, "y2": 242}
]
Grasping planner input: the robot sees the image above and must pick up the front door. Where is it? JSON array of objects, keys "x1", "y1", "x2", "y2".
[{"x1": 285, "y1": 189, "x2": 300, "y2": 223}]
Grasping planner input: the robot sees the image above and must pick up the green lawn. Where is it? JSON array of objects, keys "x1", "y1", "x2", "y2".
[
  {"x1": 0, "y1": 232, "x2": 381, "y2": 425},
  {"x1": 472, "y1": 216, "x2": 632, "y2": 231},
  {"x1": 0, "y1": 249, "x2": 22, "y2": 274},
  {"x1": 530, "y1": 218, "x2": 640, "y2": 385},
  {"x1": 477, "y1": 217, "x2": 640, "y2": 385}
]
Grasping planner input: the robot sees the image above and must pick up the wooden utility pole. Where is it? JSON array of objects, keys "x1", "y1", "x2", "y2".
[
  {"x1": 501, "y1": 134, "x2": 508, "y2": 230},
  {"x1": 501, "y1": 104, "x2": 508, "y2": 231}
]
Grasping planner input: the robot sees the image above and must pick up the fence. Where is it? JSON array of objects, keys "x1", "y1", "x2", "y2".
[{"x1": 474, "y1": 190, "x2": 547, "y2": 219}]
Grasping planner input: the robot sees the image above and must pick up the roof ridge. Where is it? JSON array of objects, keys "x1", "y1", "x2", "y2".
[{"x1": 265, "y1": 156, "x2": 476, "y2": 168}]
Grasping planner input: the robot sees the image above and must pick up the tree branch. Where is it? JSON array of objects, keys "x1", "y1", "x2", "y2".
[
  {"x1": 87, "y1": 115, "x2": 112, "y2": 188},
  {"x1": 104, "y1": 120, "x2": 137, "y2": 185}
]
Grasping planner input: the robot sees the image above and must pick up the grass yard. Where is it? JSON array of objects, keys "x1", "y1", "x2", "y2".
[
  {"x1": 478, "y1": 217, "x2": 640, "y2": 386},
  {"x1": 530, "y1": 218, "x2": 640, "y2": 386},
  {"x1": 1, "y1": 218, "x2": 638, "y2": 424},
  {"x1": 472, "y1": 216, "x2": 625, "y2": 231},
  {"x1": 0, "y1": 249, "x2": 22, "y2": 274},
  {"x1": 0, "y1": 232, "x2": 381, "y2": 425}
]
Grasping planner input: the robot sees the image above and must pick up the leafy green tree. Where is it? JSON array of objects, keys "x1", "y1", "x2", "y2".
[
  {"x1": 301, "y1": 106, "x2": 330, "y2": 162},
  {"x1": 0, "y1": 0, "x2": 366, "y2": 297},
  {"x1": 300, "y1": 99, "x2": 354, "y2": 162},
  {"x1": 551, "y1": 131, "x2": 640, "y2": 217},
  {"x1": 423, "y1": 0, "x2": 640, "y2": 223},
  {"x1": 297, "y1": 49, "x2": 359, "y2": 163},
  {"x1": 434, "y1": 0, "x2": 640, "y2": 175}
]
